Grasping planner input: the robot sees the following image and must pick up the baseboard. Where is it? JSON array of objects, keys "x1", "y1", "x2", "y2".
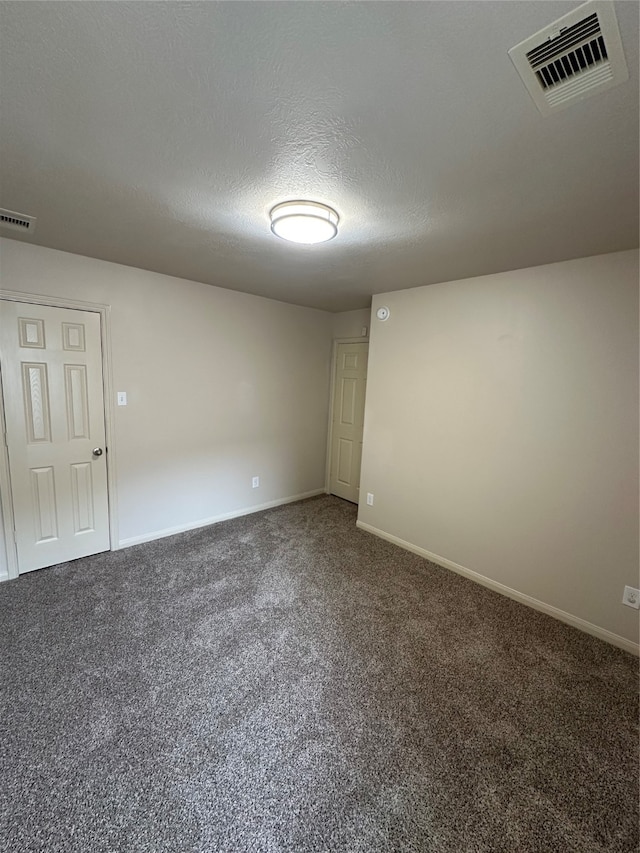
[
  {"x1": 0, "y1": 571, "x2": 8, "y2": 583},
  {"x1": 118, "y1": 489, "x2": 326, "y2": 549},
  {"x1": 356, "y1": 520, "x2": 639, "y2": 657}
]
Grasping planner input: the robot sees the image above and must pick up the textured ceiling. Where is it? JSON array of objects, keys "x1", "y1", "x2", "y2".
[{"x1": 0, "y1": 1, "x2": 638, "y2": 312}]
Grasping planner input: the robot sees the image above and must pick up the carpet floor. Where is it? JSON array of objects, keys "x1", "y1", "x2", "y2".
[{"x1": 0, "y1": 495, "x2": 638, "y2": 853}]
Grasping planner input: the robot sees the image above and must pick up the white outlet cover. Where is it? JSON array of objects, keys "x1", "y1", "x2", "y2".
[{"x1": 622, "y1": 585, "x2": 640, "y2": 609}]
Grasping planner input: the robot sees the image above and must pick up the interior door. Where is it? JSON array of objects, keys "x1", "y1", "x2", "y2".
[
  {"x1": 0, "y1": 300, "x2": 110, "y2": 573},
  {"x1": 329, "y1": 342, "x2": 368, "y2": 503}
]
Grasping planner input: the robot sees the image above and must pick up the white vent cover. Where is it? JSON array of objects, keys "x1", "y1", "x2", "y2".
[
  {"x1": 0, "y1": 208, "x2": 37, "y2": 235},
  {"x1": 509, "y1": 0, "x2": 628, "y2": 115}
]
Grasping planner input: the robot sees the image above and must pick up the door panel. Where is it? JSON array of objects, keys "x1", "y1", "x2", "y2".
[
  {"x1": 329, "y1": 342, "x2": 368, "y2": 503},
  {"x1": 65, "y1": 364, "x2": 90, "y2": 439},
  {"x1": 22, "y1": 362, "x2": 52, "y2": 442},
  {"x1": 337, "y1": 438, "x2": 354, "y2": 485},
  {"x1": 30, "y1": 466, "x2": 58, "y2": 542},
  {"x1": 70, "y1": 462, "x2": 95, "y2": 534},
  {"x1": 0, "y1": 301, "x2": 110, "y2": 573},
  {"x1": 340, "y1": 378, "x2": 357, "y2": 425}
]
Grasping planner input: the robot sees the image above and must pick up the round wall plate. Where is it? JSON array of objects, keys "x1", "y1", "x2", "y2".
[{"x1": 376, "y1": 306, "x2": 390, "y2": 321}]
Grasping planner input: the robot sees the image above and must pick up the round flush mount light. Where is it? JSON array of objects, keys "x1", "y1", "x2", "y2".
[{"x1": 270, "y1": 201, "x2": 339, "y2": 244}]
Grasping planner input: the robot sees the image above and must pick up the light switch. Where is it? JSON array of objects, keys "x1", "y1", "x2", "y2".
[{"x1": 117, "y1": 391, "x2": 127, "y2": 406}]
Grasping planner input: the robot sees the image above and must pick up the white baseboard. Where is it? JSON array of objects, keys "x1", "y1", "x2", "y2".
[
  {"x1": 118, "y1": 489, "x2": 326, "y2": 549},
  {"x1": 0, "y1": 571, "x2": 9, "y2": 583},
  {"x1": 356, "y1": 520, "x2": 639, "y2": 657}
]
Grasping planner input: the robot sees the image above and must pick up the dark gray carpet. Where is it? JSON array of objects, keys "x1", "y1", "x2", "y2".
[{"x1": 0, "y1": 495, "x2": 637, "y2": 853}]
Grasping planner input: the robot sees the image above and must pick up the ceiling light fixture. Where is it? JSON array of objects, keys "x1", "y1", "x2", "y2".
[{"x1": 270, "y1": 201, "x2": 339, "y2": 244}]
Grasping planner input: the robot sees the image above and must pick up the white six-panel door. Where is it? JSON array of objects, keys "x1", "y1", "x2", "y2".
[
  {"x1": 329, "y1": 342, "x2": 368, "y2": 504},
  {"x1": 0, "y1": 301, "x2": 110, "y2": 573}
]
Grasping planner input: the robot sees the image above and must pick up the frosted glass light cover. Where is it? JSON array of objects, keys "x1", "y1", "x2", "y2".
[{"x1": 270, "y1": 201, "x2": 339, "y2": 244}]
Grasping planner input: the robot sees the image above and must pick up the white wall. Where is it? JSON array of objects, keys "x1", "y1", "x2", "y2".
[
  {"x1": 359, "y1": 250, "x2": 639, "y2": 651},
  {"x1": 332, "y1": 307, "x2": 371, "y2": 340},
  {"x1": 0, "y1": 238, "x2": 333, "y2": 557}
]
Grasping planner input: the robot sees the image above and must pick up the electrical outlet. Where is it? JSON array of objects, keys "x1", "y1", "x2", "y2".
[
  {"x1": 366, "y1": 493, "x2": 374, "y2": 506},
  {"x1": 252, "y1": 476, "x2": 260, "y2": 488},
  {"x1": 622, "y1": 586, "x2": 640, "y2": 609}
]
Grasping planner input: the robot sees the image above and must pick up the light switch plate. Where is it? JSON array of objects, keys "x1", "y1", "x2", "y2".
[{"x1": 117, "y1": 391, "x2": 127, "y2": 406}]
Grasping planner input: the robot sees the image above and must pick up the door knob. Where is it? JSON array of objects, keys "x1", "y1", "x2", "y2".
[{"x1": 92, "y1": 447, "x2": 103, "y2": 457}]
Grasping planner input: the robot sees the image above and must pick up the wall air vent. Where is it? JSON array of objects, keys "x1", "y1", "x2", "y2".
[
  {"x1": 0, "y1": 208, "x2": 37, "y2": 235},
  {"x1": 509, "y1": 0, "x2": 628, "y2": 115}
]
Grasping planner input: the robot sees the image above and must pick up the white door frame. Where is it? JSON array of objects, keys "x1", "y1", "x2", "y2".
[
  {"x1": 0, "y1": 289, "x2": 119, "y2": 580},
  {"x1": 324, "y1": 336, "x2": 369, "y2": 496}
]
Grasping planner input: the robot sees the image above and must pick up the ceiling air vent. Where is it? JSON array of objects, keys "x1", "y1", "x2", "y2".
[
  {"x1": 509, "y1": 0, "x2": 628, "y2": 115},
  {"x1": 0, "y1": 208, "x2": 37, "y2": 235}
]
